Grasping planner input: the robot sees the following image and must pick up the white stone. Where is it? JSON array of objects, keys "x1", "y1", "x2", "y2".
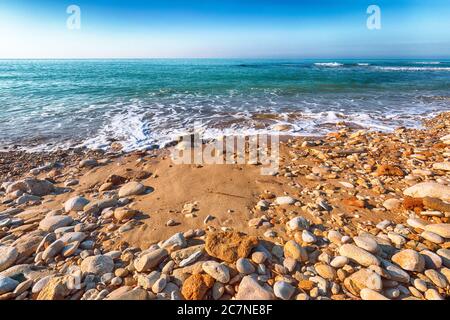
[
  {"x1": 0, "y1": 246, "x2": 18, "y2": 272},
  {"x1": 64, "y1": 196, "x2": 89, "y2": 213},
  {"x1": 404, "y1": 182, "x2": 450, "y2": 201}
]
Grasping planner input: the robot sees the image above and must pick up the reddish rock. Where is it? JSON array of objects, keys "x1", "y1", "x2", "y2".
[
  {"x1": 205, "y1": 232, "x2": 258, "y2": 263},
  {"x1": 376, "y1": 164, "x2": 404, "y2": 177},
  {"x1": 342, "y1": 197, "x2": 366, "y2": 209},
  {"x1": 181, "y1": 274, "x2": 215, "y2": 300},
  {"x1": 403, "y1": 196, "x2": 424, "y2": 213}
]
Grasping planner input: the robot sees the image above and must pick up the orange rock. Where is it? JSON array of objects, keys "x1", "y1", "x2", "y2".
[
  {"x1": 205, "y1": 231, "x2": 258, "y2": 263},
  {"x1": 298, "y1": 280, "x2": 315, "y2": 291},
  {"x1": 432, "y1": 143, "x2": 447, "y2": 149},
  {"x1": 423, "y1": 197, "x2": 450, "y2": 212},
  {"x1": 181, "y1": 274, "x2": 215, "y2": 300},
  {"x1": 403, "y1": 196, "x2": 424, "y2": 213},
  {"x1": 36, "y1": 277, "x2": 70, "y2": 300},
  {"x1": 342, "y1": 197, "x2": 366, "y2": 208},
  {"x1": 375, "y1": 164, "x2": 404, "y2": 177}
]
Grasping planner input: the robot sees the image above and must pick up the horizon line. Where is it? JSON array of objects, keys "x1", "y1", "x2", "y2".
[{"x1": 1, "y1": 57, "x2": 450, "y2": 61}]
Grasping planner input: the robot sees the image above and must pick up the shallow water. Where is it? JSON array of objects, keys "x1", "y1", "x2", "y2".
[{"x1": 0, "y1": 59, "x2": 449, "y2": 151}]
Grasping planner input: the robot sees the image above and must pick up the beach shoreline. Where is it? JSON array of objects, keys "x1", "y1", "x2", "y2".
[{"x1": 0, "y1": 111, "x2": 449, "y2": 300}]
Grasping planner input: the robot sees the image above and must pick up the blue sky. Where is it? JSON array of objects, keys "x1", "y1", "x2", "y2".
[{"x1": 1, "y1": 0, "x2": 449, "y2": 58}]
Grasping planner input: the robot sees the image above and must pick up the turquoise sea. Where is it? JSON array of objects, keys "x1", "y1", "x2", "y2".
[{"x1": 0, "y1": 59, "x2": 449, "y2": 151}]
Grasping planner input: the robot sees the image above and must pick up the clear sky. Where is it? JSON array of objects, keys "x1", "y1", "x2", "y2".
[{"x1": 1, "y1": 0, "x2": 449, "y2": 59}]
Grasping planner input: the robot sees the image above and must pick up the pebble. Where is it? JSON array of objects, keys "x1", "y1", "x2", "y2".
[
  {"x1": 64, "y1": 196, "x2": 89, "y2": 213},
  {"x1": 202, "y1": 261, "x2": 230, "y2": 283},
  {"x1": 420, "y1": 250, "x2": 442, "y2": 269},
  {"x1": 179, "y1": 251, "x2": 203, "y2": 267},
  {"x1": 134, "y1": 248, "x2": 168, "y2": 272},
  {"x1": 79, "y1": 159, "x2": 98, "y2": 168},
  {"x1": 118, "y1": 182, "x2": 146, "y2": 198},
  {"x1": 39, "y1": 215, "x2": 73, "y2": 232},
  {"x1": 360, "y1": 288, "x2": 389, "y2": 300},
  {"x1": 327, "y1": 230, "x2": 343, "y2": 244},
  {"x1": 339, "y1": 244, "x2": 380, "y2": 267},
  {"x1": 314, "y1": 263, "x2": 336, "y2": 280},
  {"x1": 32, "y1": 276, "x2": 52, "y2": 294},
  {"x1": 42, "y1": 240, "x2": 64, "y2": 261},
  {"x1": 152, "y1": 278, "x2": 167, "y2": 294},
  {"x1": 236, "y1": 276, "x2": 275, "y2": 300},
  {"x1": 301, "y1": 230, "x2": 316, "y2": 243},
  {"x1": 391, "y1": 249, "x2": 425, "y2": 272},
  {"x1": 330, "y1": 256, "x2": 349, "y2": 268},
  {"x1": 286, "y1": 216, "x2": 310, "y2": 231},
  {"x1": 403, "y1": 182, "x2": 450, "y2": 202},
  {"x1": 236, "y1": 258, "x2": 255, "y2": 275},
  {"x1": 275, "y1": 196, "x2": 296, "y2": 206},
  {"x1": 284, "y1": 240, "x2": 308, "y2": 262},
  {"x1": 161, "y1": 233, "x2": 187, "y2": 249},
  {"x1": 437, "y1": 248, "x2": 450, "y2": 268},
  {"x1": 424, "y1": 269, "x2": 448, "y2": 288},
  {"x1": 424, "y1": 288, "x2": 443, "y2": 300},
  {"x1": 424, "y1": 223, "x2": 450, "y2": 238},
  {"x1": 406, "y1": 218, "x2": 429, "y2": 229},
  {"x1": 0, "y1": 246, "x2": 18, "y2": 272},
  {"x1": 421, "y1": 231, "x2": 444, "y2": 244},
  {"x1": 387, "y1": 232, "x2": 406, "y2": 247},
  {"x1": 413, "y1": 278, "x2": 428, "y2": 292},
  {"x1": 353, "y1": 236, "x2": 378, "y2": 253},
  {"x1": 81, "y1": 255, "x2": 115, "y2": 276},
  {"x1": 0, "y1": 276, "x2": 19, "y2": 294},
  {"x1": 273, "y1": 281, "x2": 295, "y2": 300},
  {"x1": 251, "y1": 252, "x2": 267, "y2": 264}
]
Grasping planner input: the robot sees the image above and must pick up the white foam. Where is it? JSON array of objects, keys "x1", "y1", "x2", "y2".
[
  {"x1": 314, "y1": 62, "x2": 344, "y2": 67},
  {"x1": 357, "y1": 63, "x2": 370, "y2": 66},
  {"x1": 376, "y1": 66, "x2": 450, "y2": 71},
  {"x1": 414, "y1": 61, "x2": 441, "y2": 65}
]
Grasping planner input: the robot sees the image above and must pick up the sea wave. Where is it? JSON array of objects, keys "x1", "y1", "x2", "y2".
[
  {"x1": 314, "y1": 62, "x2": 344, "y2": 67},
  {"x1": 72, "y1": 108, "x2": 443, "y2": 152},
  {"x1": 414, "y1": 61, "x2": 441, "y2": 65},
  {"x1": 375, "y1": 66, "x2": 450, "y2": 71}
]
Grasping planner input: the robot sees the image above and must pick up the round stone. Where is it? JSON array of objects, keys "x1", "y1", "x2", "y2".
[
  {"x1": 353, "y1": 236, "x2": 378, "y2": 253},
  {"x1": 0, "y1": 276, "x2": 19, "y2": 295},
  {"x1": 81, "y1": 255, "x2": 114, "y2": 276},
  {"x1": 286, "y1": 217, "x2": 310, "y2": 231},
  {"x1": 118, "y1": 182, "x2": 146, "y2": 198},
  {"x1": 275, "y1": 196, "x2": 296, "y2": 206},
  {"x1": 273, "y1": 281, "x2": 295, "y2": 300},
  {"x1": 0, "y1": 246, "x2": 18, "y2": 272},
  {"x1": 39, "y1": 215, "x2": 73, "y2": 232},
  {"x1": 284, "y1": 240, "x2": 308, "y2": 262},
  {"x1": 64, "y1": 196, "x2": 89, "y2": 213},
  {"x1": 330, "y1": 256, "x2": 349, "y2": 268},
  {"x1": 236, "y1": 258, "x2": 255, "y2": 275},
  {"x1": 315, "y1": 263, "x2": 336, "y2": 280},
  {"x1": 421, "y1": 231, "x2": 444, "y2": 244},
  {"x1": 302, "y1": 230, "x2": 316, "y2": 243},
  {"x1": 202, "y1": 261, "x2": 230, "y2": 283},
  {"x1": 339, "y1": 244, "x2": 380, "y2": 267},
  {"x1": 391, "y1": 249, "x2": 425, "y2": 272},
  {"x1": 424, "y1": 224, "x2": 450, "y2": 238}
]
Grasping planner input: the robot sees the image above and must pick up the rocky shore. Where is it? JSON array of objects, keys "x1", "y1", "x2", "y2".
[{"x1": 1, "y1": 113, "x2": 450, "y2": 301}]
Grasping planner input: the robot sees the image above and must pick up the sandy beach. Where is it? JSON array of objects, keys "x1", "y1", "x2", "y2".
[{"x1": 0, "y1": 112, "x2": 449, "y2": 300}]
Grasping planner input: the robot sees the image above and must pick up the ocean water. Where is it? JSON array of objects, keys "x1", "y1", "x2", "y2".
[{"x1": 0, "y1": 59, "x2": 449, "y2": 151}]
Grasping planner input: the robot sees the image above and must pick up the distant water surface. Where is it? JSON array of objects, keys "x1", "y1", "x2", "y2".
[{"x1": 0, "y1": 59, "x2": 449, "y2": 151}]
